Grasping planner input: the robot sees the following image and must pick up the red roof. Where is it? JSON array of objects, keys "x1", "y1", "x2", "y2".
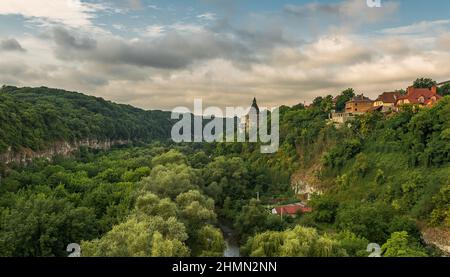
[
  {"x1": 376, "y1": 92, "x2": 402, "y2": 103},
  {"x1": 274, "y1": 204, "x2": 312, "y2": 215},
  {"x1": 396, "y1": 86, "x2": 442, "y2": 106}
]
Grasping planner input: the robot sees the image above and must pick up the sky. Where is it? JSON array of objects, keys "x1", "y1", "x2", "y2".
[{"x1": 1, "y1": 0, "x2": 450, "y2": 110}]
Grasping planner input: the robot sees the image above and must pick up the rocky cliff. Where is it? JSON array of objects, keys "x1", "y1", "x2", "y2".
[{"x1": 0, "y1": 139, "x2": 132, "y2": 164}]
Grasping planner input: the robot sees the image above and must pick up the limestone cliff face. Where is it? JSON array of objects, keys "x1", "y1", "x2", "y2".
[
  {"x1": 420, "y1": 226, "x2": 450, "y2": 256},
  {"x1": 291, "y1": 163, "x2": 324, "y2": 201},
  {"x1": 0, "y1": 139, "x2": 132, "y2": 164}
]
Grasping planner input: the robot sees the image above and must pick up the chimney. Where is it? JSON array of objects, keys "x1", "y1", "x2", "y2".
[
  {"x1": 431, "y1": 86, "x2": 437, "y2": 95},
  {"x1": 407, "y1": 86, "x2": 414, "y2": 96}
]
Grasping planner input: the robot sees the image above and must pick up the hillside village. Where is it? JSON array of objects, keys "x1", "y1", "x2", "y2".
[
  {"x1": 330, "y1": 80, "x2": 449, "y2": 124},
  {"x1": 245, "y1": 78, "x2": 450, "y2": 219}
]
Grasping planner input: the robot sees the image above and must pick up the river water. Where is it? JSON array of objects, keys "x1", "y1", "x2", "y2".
[{"x1": 220, "y1": 222, "x2": 240, "y2": 257}]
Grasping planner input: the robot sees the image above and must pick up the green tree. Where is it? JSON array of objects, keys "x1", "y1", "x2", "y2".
[
  {"x1": 381, "y1": 231, "x2": 427, "y2": 257},
  {"x1": 151, "y1": 232, "x2": 190, "y2": 257},
  {"x1": 335, "y1": 202, "x2": 394, "y2": 243},
  {"x1": 413, "y1": 78, "x2": 437, "y2": 89},
  {"x1": 176, "y1": 190, "x2": 217, "y2": 235},
  {"x1": 438, "y1": 83, "x2": 450, "y2": 96},
  {"x1": 139, "y1": 164, "x2": 198, "y2": 199},
  {"x1": 82, "y1": 216, "x2": 189, "y2": 257},
  {"x1": 430, "y1": 182, "x2": 450, "y2": 227},
  {"x1": 242, "y1": 226, "x2": 347, "y2": 257},
  {"x1": 335, "y1": 88, "x2": 355, "y2": 112},
  {"x1": 195, "y1": 225, "x2": 226, "y2": 257},
  {"x1": 151, "y1": 149, "x2": 187, "y2": 167},
  {"x1": 0, "y1": 191, "x2": 97, "y2": 257},
  {"x1": 309, "y1": 194, "x2": 339, "y2": 223},
  {"x1": 82, "y1": 217, "x2": 152, "y2": 257},
  {"x1": 334, "y1": 231, "x2": 369, "y2": 257},
  {"x1": 135, "y1": 193, "x2": 178, "y2": 219},
  {"x1": 234, "y1": 199, "x2": 284, "y2": 241}
]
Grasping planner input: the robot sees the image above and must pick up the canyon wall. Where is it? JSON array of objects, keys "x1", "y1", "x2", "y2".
[{"x1": 0, "y1": 139, "x2": 132, "y2": 165}]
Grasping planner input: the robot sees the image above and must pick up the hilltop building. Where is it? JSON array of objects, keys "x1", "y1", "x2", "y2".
[
  {"x1": 372, "y1": 91, "x2": 402, "y2": 112},
  {"x1": 329, "y1": 79, "x2": 447, "y2": 125},
  {"x1": 345, "y1": 94, "x2": 374, "y2": 113},
  {"x1": 396, "y1": 86, "x2": 442, "y2": 108}
]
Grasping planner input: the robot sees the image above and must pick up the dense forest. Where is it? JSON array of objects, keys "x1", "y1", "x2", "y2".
[
  {"x1": 0, "y1": 85, "x2": 448, "y2": 257},
  {"x1": 0, "y1": 86, "x2": 173, "y2": 153}
]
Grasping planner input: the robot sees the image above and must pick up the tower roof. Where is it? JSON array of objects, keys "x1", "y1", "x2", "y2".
[{"x1": 251, "y1": 97, "x2": 260, "y2": 112}]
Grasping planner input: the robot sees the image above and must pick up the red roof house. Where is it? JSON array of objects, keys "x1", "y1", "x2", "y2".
[
  {"x1": 374, "y1": 92, "x2": 402, "y2": 106},
  {"x1": 271, "y1": 203, "x2": 312, "y2": 216},
  {"x1": 396, "y1": 86, "x2": 442, "y2": 107}
]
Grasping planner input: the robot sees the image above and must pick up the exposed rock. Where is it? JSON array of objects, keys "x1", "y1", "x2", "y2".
[
  {"x1": 291, "y1": 163, "x2": 324, "y2": 201},
  {"x1": 421, "y1": 226, "x2": 450, "y2": 256},
  {"x1": 0, "y1": 139, "x2": 132, "y2": 165}
]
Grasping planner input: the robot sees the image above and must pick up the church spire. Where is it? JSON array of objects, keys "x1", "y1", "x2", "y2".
[{"x1": 251, "y1": 97, "x2": 260, "y2": 113}]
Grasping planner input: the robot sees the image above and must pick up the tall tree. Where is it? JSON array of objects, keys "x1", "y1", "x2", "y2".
[
  {"x1": 438, "y1": 83, "x2": 450, "y2": 96},
  {"x1": 413, "y1": 78, "x2": 437, "y2": 89},
  {"x1": 381, "y1": 232, "x2": 427, "y2": 257},
  {"x1": 335, "y1": 88, "x2": 355, "y2": 112}
]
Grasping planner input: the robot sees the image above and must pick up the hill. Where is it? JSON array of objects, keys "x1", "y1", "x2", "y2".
[{"x1": 0, "y1": 86, "x2": 173, "y2": 155}]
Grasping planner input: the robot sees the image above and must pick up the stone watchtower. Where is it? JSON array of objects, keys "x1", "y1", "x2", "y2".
[{"x1": 241, "y1": 98, "x2": 260, "y2": 137}]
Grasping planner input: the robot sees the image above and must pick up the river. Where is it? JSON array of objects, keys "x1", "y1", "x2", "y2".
[{"x1": 220, "y1": 222, "x2": 240, "y2": 257}]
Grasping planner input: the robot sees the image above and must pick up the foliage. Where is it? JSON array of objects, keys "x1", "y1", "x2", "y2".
[
  {"x1": 413, "y1": 78, "x2": 437, "y2": 89},
  {"x1": 334, "y1": 88, "x2": 355, "y2": 112},
  {"x1": 438, "y1": 83, "x2": 450, "y2": 96},
  {"x1": 430, "y1": 181, "x2": 450, "y2": 227},
  {"x1": 381, "y1": 231, "x2": 427, "y2": 257},
  {"x1": 0, "y1": 86, "x2": 173, "y2": 153},
  {"x1": 81, "y1": 216, "x2": 190, "y2": 257},
  {"x1": 309, "y1": 194, "x2": 339, "y2": 223},
  {"x1": 0, "y1": 86, "x2": 448, "y2": 258},
  {"x1": 0, "y1": 147, "x2": 225, "y2": 257},
  {"x1": 234, "y1": 199, "x2": 286, "y2": 242},
  {"x1": 242, "y1": 225, "x2": 347, "y2": 257}
]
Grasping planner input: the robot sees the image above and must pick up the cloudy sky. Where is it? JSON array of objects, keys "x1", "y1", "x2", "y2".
[{"x1": 1, "y1": 0, "x2": 450, "y2": 110}]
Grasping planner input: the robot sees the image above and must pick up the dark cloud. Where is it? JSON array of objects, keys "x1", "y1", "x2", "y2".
[
  {"x1": 52, "y1": 27, "x2": 97, "y2": 50},
  {"x1": 50, "y1": 26, "x2": 253, "y2": 70},
  {"x1": 0, "y1": 38, "x2": 26, "y2": 52}
]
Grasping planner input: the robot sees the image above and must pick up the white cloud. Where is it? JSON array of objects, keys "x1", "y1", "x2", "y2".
[
  {"x1": 0, "y1": 0, "x2": 106, "y2": 28},
  {"x1": 112, "y1": 24, "x2": 126, "y2": 31},
  {"x1": 197, "y1": 13, "x2": 217, "y2": 21},
  {"x1": 148, "y1": 5, "x2": 161, "y2": 11},
  {"x1": 1, "y1": 0, "x2": 450, "y2": 110},
  {"x1": 339, "y1": 0, "x2": 399, "y2": 23},
  {"x1": 143, "y1": 25, "x2": 166, "y2": 38},
  {"x1": 380, "y1": 19, "x2": 450, "y2": 35},
  {"x1": 285, "y1": 0, "x2": 399, "y2": 25},
  {"x1": 170, "y1": 23, "x2": 205, "y2": 33},
  {"x1": 142, "y1": 23, "x2": 205, "y2": 38}
]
